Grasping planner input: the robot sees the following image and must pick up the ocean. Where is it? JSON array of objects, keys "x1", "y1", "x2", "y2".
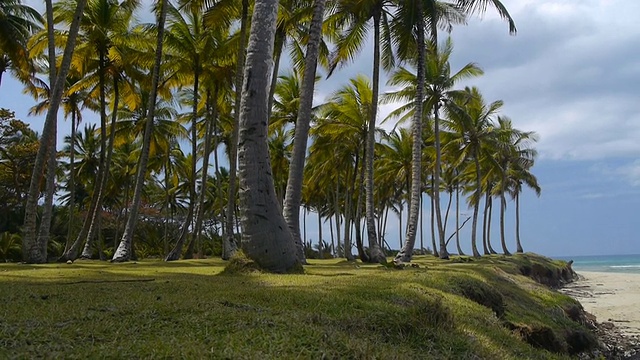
[{"x1": 556, "y1": 254, "x2": 640, "y2": 274}]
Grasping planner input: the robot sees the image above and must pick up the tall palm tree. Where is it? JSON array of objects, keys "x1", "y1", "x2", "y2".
[
  {"x1": 112, "y1": 0, "x2": 169, "y2": 262},
  {"x1": 223, "y1": 0, "x2": 249, "y2": 261},
  {"x1": 162, "y1": 0, "x2": 224, "y2": 261},
  {"x1": 282, "y1": 0, "x2": 329, "y2": 264},
  {"x1": 326, "y1": 0, "x2": 396, "y2": 264},
  {"x1": 445, "y1": 86, "x2": 501, "y2": 257},
  {"x1": 386, "y1": 38, "x2": 482, "y2": 260},
  {"x1": 492, "y1": 116, "x2": 539, "y2": 254},
  {"x1": 22, "y1": 0, "x2": 90, "y2": 263},
  {"x1": 237, "y1": 0, "x2": 300, "y2": 273}
]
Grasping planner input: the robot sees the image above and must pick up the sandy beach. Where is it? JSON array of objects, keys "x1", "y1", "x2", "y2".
[{"x1": 562, "y1": 271, "x2": 640, "y2": 337}]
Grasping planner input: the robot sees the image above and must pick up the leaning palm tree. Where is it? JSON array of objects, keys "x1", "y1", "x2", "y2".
[
  {"x1": 236, "y1": 0, "x2": 300, "y2": 273},
  {"x1": 22, "y1": 0, "x2": 90, "y2": 263},
  {"x1": 112, "y1": 0, "x2": 169, "y2": 262},
  {"x1": 282, "y1": 0, "x2": 329, "y2": 264}
]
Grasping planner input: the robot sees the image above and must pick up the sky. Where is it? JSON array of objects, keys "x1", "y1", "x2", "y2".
[{"x1": 1, "y1": 0, "x2": 639, "y2": 258}]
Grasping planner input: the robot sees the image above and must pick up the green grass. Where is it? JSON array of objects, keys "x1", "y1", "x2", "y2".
[{"x1": 0, "y1": 253, "x2": 592, "y2": 359}]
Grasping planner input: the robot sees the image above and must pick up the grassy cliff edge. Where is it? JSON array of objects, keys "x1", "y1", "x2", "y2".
[{"x1": 0, "y1": 253, "x2": 600, "y2": 359}]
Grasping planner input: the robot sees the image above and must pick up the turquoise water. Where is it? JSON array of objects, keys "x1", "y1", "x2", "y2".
[{"x1": 556, "y1": 254, "x2": 640, "y2": 274}]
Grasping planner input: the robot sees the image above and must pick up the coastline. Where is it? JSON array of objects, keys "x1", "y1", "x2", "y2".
[{"x1": 562, "y1": 270, "x2": 640, "y2": 337}]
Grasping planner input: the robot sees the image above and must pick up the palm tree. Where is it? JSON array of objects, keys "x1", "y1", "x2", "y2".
[
  {"x1": 112, "y1": 0, "x2": 169, "y2": 262},
  {"x1": 386, "y1": 38, "x2": 482, "y2": 260},
  {"x1": 22, "y1": 0, "x2": 90, "y2": 263},
  {"x1": 326, "y1": 0, "x2": 396, "y2": 264},
  {"x1": 237, "y1": 0, "x2": 300, "y2": 273},
  {"x1": 282, "y1": 0, "x2": 329, "y2": 264},
  {"x1": 0, "y1": 0, "x2": 42, "y2": 88},
  {"x1": 223, "y1": 0, "x2": 249, "y2": 261},
  {"x1": 445, "y1": 86, "x2": 501, "y2": 257},
  {"x1": 316, "y1": 75, "x2": 378, "y2": 261},
  {"x1": 492, "y1": 116, "x2": 539, "y2": 254},
  {"x1": 162, "y1": 0, "x2": 224, "y2": 261}
]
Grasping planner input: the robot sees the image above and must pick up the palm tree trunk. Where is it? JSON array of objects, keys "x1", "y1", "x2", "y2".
[
  {"x1": 36, "y1": 124, "x2": 57, "y2": 260},
  {"x1": 237, "y1": 0, "x2": 300, "y2": 273},
  {"x1": 395, "y1": 0, "x2": 425, "y2": 263},
  {"x1": 499, "y1": 193, "x2": 510, "y2": 255},
  {"x1": 65, "y1": 110, "x2": 77, "y2": 252},
  {"x1": 81, "y1": 78, "x2": 120, "y2": 258},
  {"x1": 430, "y1": 191, "x2": 439, "y2": 258},
  {"x1": 33, "y1": 0, "x2": 60, "y2": 261},
  {"x1": 112, "y1": 0, "x2": 168, "y2": 262},
  {"x1": 455, "y1": 182, "x2": 465, "y2": 256},
  {"x1": 362, "y1": 10, "x2": 385, "y2": 264},
  {"x1": 470, "y1": 150, "x2": 482, "y2": 257},
  {"x1": 515, "y1": 192, "x2": 523, "y2": 253},
  {"x1": 434, "y1": 105, "x2": 448, "y2": 259},
  {"x1": 486, "y1": 193, "x2": 497, "y2": 254},
  {"x1": 353, "y1": 150, "x2": 368, "y2": 262},
  {"x1": 282, "y1": 0, "x2": 327, "y2": 264},
  {"x1": 223, "y1": 0, "x2": 248, "y2": 261},
  {"x1": 23, "y1": 0, "x2": 89, "y2": 263},
  {"x1": 187, "y1": 87, "x2": 218, "y2": 259},
  {"x1": 267, "y1": 32, "x2": 285, "y2": 120},
  {"x1": 481, "y1": 189, "x2": 490, "y2": 255}
]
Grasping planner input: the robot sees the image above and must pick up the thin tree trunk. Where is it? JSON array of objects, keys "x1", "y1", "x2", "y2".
[
  {"x1": 430, "y1": 191, "x2": 439, "y2": 257},
  {"x1": 64, "y1": 109, "x2": 77, "y2": 253},
  {"x1": 187, "y1": 87, "x2": 216, "y2": 260},
  {"x1": 394, "y1": 2, "x2": 425, "y2": 262},
  {"x1": 487, "y1": 194, "x2": 497, "y2": 254},
  {"x1": 362, "y1": 10, "x2": 385, "y2": 264},
  {"x1": 420, "y1": 194, "x2": 424, "y2": 253},
  {"x1": 500, "y1": 193, "x2": 510, "y2": 255},
  {"x1": 223, "y1": 0, "x2": 249, "y2": 261},
  {"x1": 267, "y1": 32, "x2": 285, "y2": 120},
  {"x1": 112, "y1": 0, "x2": 168, "y2": 262},
  {"x1": 34, "y1": 0, "x2": 60, "y2": 261},
  {"x1": 81, "y1": 78, "x2": 120, "y2": 258},
  {"x1": 455, "y1": 182, "x2": 465, "y2": 256},
  {"x1": 317, "y1": 210, "x2": 323, "y2": 258},
  {"x1": 237, "y1": 0, "x2": 300, "y2": 273},
  {"x1": 23, "y1": 0, "x2": 89, "y2": 263},
  {"x1": 36, "y1": 123, "x2": 56, "y2": 260},
  {"x1": 515, "y1": 192, "x2": 523, "y2": 253},
  {"x1": 470, "y1": 150, "x2": 481, "y2": 257},
  {"x1": 282, "y1": 0, "x2": 327, "y2": 264},
  {"x1": 481, "y1": 189, "x2": 490, "y2": 255}
]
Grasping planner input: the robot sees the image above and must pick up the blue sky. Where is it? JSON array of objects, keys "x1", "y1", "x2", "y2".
[{"x1": 1, "y1": 0, "x2": 639, "y2": 257}]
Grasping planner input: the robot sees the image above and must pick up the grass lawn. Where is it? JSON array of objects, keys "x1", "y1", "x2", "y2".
[{"x1": 0, "y1": 253, "x2": 591, "y2": 359}]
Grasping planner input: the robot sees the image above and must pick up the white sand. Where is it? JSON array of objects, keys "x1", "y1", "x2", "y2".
[{"x1": 563, "y1": 271, "x2": 640, "y2": 337}]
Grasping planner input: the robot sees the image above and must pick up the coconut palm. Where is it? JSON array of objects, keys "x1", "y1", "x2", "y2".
[
  {"x1": 491, "y1": 116, "x2": 539, "y2": 254},
  {"x1": 444, "y1": 86, "x2": 501, "y2": 257},
  {"x1": 325, "y1": 0, "x2": 398, "y2": 264},
  {"x1": 316, "y1": 75, "x2": 383, "y2": 261},
  {"x1": 282, "y1": 0, "x2": 329, "y2": 264},
  {"x1": 0, "y1": 0, "x2": 42, "y2": 88},
  {"x1": 113, "y1": 0, "x2": 169, "y2": 262},
  {"x1": 22, "y1": 0, "x2": 90, "y2": 263},
  {"x1": 386, "y1": 38, "x2": 482, "y2": 260},
  {"x1": 236, "y1": 0, "x2": 300, "y2": 273}
]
